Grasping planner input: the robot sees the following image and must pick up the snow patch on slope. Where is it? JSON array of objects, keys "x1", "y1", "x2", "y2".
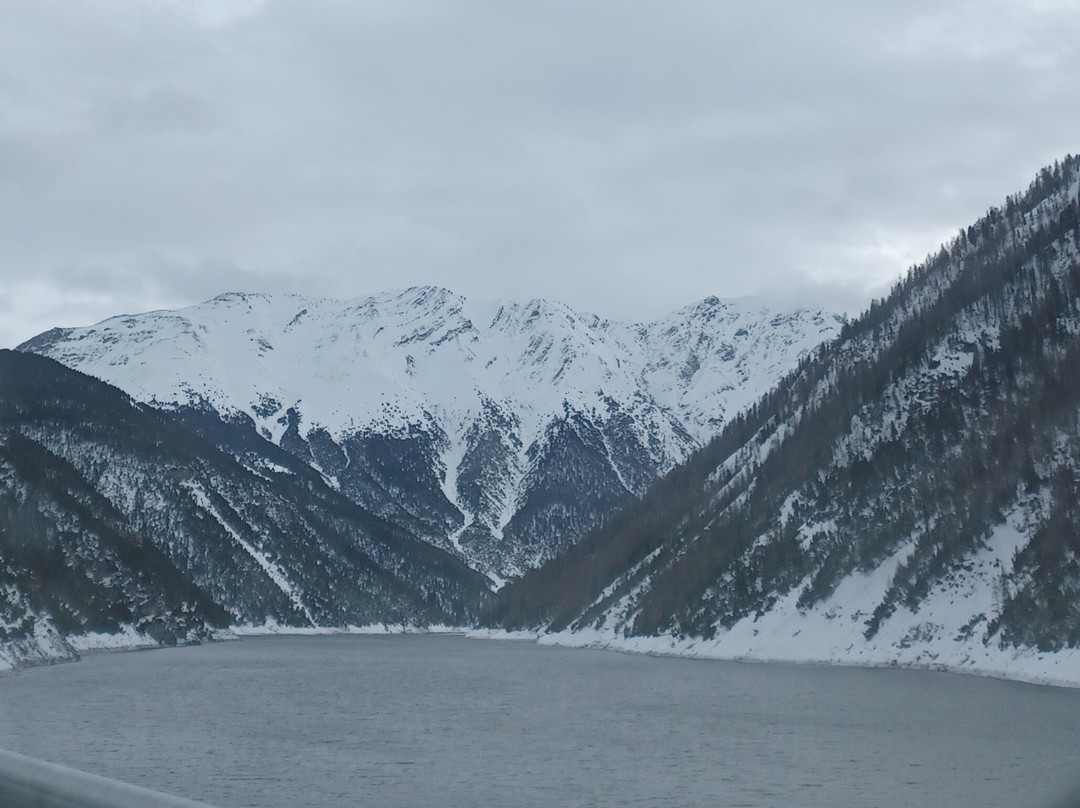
[{"x1": 182, "y1": 480, "x2": 316, "y2": 626}]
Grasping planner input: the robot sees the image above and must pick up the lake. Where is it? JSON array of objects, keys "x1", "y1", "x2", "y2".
[{"x1": 0, "y1": 634, "x2": 1078, "y2": 808}]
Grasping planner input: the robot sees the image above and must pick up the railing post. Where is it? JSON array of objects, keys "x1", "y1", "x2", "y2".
[{"x1": 0, "y1": 749, "x2": 219, "y2": 808}]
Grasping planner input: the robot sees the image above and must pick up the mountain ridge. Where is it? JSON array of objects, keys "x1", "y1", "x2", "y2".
[{"x1": 21, "y1": 289, "x2": 842, "y2": 578}]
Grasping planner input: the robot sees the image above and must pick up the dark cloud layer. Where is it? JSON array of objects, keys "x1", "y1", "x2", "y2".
[{"x1": 2, "y1": 0, "x2": 1080, "y2": 346}]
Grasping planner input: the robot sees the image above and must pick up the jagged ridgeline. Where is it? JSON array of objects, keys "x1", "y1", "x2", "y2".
[
  {"x1": 490, "y1": 157, "x2": 1080, "y2": 654},
  {"x1": 19, "y1": 289, "x2": 842, "y2": 581},
  {"x1": 0, "y1": 351, "x2": 489, "y2": 664}
]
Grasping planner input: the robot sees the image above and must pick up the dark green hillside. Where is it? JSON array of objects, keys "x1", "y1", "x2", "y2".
[
  {"x1": 489, "y1": 157, "x2": 1080, "y2": 653},
  {"x1": 0, "y1": 351, "x2": 489, "y2": 664},
  {"x1": 0, "y1": 431, "x2": 228, "y2": 645}
]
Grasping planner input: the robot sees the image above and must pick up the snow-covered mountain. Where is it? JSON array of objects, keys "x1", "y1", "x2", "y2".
[
  {"x1": 9, "y1": 158, "x2": 1080, "y2": 687},
  {"x1": 21, "y1": 290, "x2": 842, "y2": 578},
  {"x1": 0, "y1": 350, "x2": 489, "y2": 671},
  {"x1": 488, "y1": 157, "x2": 1080, "y2": 684}
]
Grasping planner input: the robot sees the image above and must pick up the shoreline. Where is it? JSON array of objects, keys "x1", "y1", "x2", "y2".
[
  {"x1": 464, "y1": 627, "x2": 1080, "y2": 690},
  {"x1": 4, "y1": 620, "x2": 1079, "y2": 690}
]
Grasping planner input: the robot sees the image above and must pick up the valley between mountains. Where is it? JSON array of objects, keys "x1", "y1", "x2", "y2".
[{"x1": 5, "y1": 157, "x2": 1080, "y2": 687}]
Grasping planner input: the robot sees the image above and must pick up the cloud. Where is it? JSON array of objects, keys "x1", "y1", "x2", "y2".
[{"x1": 2, "y1": 0, "x2": 1080, "y2": 346}]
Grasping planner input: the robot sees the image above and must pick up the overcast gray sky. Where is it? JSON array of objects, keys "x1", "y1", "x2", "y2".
[{"x1": 2, "y1": 0, "x2": 1079, "y2": 348}]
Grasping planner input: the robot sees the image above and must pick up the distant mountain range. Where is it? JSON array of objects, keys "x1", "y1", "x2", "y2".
[
  {"x1": 21, "y1": 289, "x2": 841, "y2": 579},
  {"x1": 487, "y1": 156, "x2": 1080, "y2": 684},
  {"x1": 8, "y1": 158, "x2": 1080, "y2": 685}
]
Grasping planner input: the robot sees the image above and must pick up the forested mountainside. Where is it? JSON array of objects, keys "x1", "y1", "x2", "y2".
[
  {"x1": 0, "y1": 351, "x2": 488, "y2": 670},
  {"x1": 20, "y1": 290, "x2": 841, "y2": 579},
  {"x1": 489, "y1": 157, "x2": 1080, "y2": 678}
]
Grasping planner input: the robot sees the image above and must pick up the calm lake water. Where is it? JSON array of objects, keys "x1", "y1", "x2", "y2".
[{"x1": 0, "y1": 634, "x2": 1078, "y2": 808}]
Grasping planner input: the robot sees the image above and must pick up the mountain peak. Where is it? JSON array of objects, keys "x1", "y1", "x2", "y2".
[{"x1": 21, "y1": 290, "x2": 843, "y2": 577}]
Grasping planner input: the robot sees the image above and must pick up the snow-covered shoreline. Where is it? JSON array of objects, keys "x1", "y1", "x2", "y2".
[
  {"x1": 464, "y1": 502, "x2": 1080, "y2": 690},
  {"x1": 0, "y1": 621, "x2": 470, "y2": 674},
  {"x1": 466, "y1": 627, "x2": 1080, "y2": 689},
  {"x1": 5, "y1": 621, "x2": 1079, "y2": 690}
]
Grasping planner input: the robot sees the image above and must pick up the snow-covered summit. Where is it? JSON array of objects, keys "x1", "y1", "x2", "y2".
[
  {"x1": 21, "y1": 288, "x2": 843, "y2": 577},
  {"x1": 25, "y1": 287, "x2": 839, "y2": 444}
]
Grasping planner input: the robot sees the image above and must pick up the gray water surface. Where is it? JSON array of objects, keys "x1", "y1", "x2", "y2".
[{"x1": 0, "y1": 634, "x2": 1078, "y2": 808}]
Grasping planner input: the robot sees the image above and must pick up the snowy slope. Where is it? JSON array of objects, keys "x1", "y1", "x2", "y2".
[
  {"x1": 486, "y1": 157, "x2": 1080, "y2": 685},
  {"x1": 492, "y1": 499, "x2": 1080, "y2": 689},
  {"x1": 21, "y1": 289, "x2": 842, "y2": 577}
]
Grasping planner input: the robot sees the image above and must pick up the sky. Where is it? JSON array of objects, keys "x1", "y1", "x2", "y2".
[{"x1": 2, "y1": 0, "x2": 1080, "y2": 348}]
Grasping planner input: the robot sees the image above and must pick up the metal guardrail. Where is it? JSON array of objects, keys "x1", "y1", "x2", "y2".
[{"x1": 0, "y1": 749, "x2": 219, "y2": 808}]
